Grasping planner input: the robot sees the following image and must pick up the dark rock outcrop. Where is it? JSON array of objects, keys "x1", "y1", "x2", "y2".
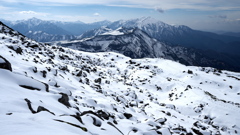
[
  {"x1": 19, "y1": 85, "x2": 41, "y2": 91},
  {"x1": 0, "y1": 55, "x2": 12, "y2": 71},
  {"x1": 123, "y1": 112, "x2": 132, "y2": 119},
  {"x1": 58, "y1": 93, "x2": 71, "y2": 107},
  {"x1": 24, "y1": 98, "x2": 37, "y2": 114},
  {"x1": 7, "y1": 46, "x2": 23, "y2": 54},
  {"x1": 37, "y1": 106, "x2": 55, "y2": 115}
]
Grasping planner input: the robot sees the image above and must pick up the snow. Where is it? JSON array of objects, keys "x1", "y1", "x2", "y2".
[
  {"x1": 102, "y1": 30, "x2": 124, "y2": 35},
  {"x1": 0, "y1": 69, "x2": 46, "y2": 91},
  {"x1": 0, "y1": 58, "x2": 5, "y2": 63},
  {"x1": 0, "y1": 21, "x2": 240, "y2": 135},
  {"x1": 101, "y1": 27, "x2": 124, "y2": 36}
]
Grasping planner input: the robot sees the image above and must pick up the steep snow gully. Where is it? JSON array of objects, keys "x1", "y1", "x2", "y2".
[{"x1": 0, "y1": 21, "x2": 240, "y2": 135}]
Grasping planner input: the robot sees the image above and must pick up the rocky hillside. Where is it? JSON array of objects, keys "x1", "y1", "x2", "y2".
[{"x1": 1, "y1": 21, "x2": 240, "y2": 135}]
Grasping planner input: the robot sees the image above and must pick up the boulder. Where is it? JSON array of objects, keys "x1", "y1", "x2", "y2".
[
  {"x1": 58, "y1": 93, "x2": 71, "y2": 107},
  {"x1": 0, "y1": 55, "x2": 12, "y2": 71}
]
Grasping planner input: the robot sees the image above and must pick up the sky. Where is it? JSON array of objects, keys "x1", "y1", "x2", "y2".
[{"x1": 0, "y1": 0, "x2": 240, "y2": 32}]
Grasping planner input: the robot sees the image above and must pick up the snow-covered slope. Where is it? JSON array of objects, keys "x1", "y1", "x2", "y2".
[{"x1": 1, "y1": 21, "x2": 240, "y2": 135}]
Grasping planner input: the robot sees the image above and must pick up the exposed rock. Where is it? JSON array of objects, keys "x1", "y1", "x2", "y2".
[
  {"x1": 58, "y1": 93, "x2": 71, "y2": 107},
  {"x1": 188, "y1": 70, "x2": 193, "y2": 74},
  {"x1": 123, "y1": 112, "x2": 132, "y2": 119},
  {"x1": 81, "y1": 110, "x2": 104, "y2": 120},
  {"x1": 97, "y1": 110, "x2": 113, "y2": 120},
  {"x1": 70, "y1": 113, "x2": 83, "y2": 124},
  {"x1": 24, "y1": 98, "x2": 37, "y2": 114},
  {"x1": 7, "y1": 46, "x2": 23, "y2": 54},
  {"x1": 94, "y1": 78, "x2": 102, "y2": 84},
  {"x1": 76, "y1": 70, "x2": 82, "y2": 77},
  {"x1": 19, "y1": 85, "x2": 41, "y2": 91},
  {"x1": 41, "y1": 70, "x2": 47, "y2": 78},
  {"x1": 156, "y1": 118, "x2": 167, "y2": 125},
  {"x1": 0, "y1": 55, "x2": 12, "y2": 71},
  {"x1": 107, "y1": 122, "x2": 124, "y2": 135},
  {"x1": 91, "y1": 116, "x2": 102, "y2": 127},
  {"x1": 37, "y1": 106, "x2": 55, "y2": 115},
  {"x1": 191, "y1": 128, "x2": 204, "y2": 135},
  {"x1": 42, "y1": 82, "x2": 49, "y2": 92},
  {"x1": 53, "y1": 119, "x2": 87, "y2": 132}
]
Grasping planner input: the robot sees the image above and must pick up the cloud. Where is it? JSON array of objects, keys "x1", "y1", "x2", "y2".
[
  {"x1": 1, "y1": 0, "x2": 240, "y2": 11},
  {"x1": 209, "y1": 15, "x2": 227, "y2": 19},
  {"x1": 0, "y1": 5, "x2": 14, "y2": 13},
  {"x1": 19, "y1": 11, "x2": 37, "y2": 14},
  {"x1": 18, "y1": 10, "x2": 49, "y2": 16},
  {"x1": 53, "y1": 15, "x2": 106, "y2": 23},
  {"x1": 93, "y1": 13, "x2": 101, "y2": 16},
  {"x1": 155, "y1": 7, "x2": 164, "y2": 13},
  {"x1": 0, "y1": 10, "x2": 51, "y2": 21},
  {"x1": 0, "y1": 5, "x2": 10, "y2": 10}
]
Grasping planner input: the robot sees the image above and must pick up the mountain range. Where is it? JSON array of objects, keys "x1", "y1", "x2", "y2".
[
  {"x1": 1, "y1": 20, "x2": 240, "y2": 135},
  {"x1": 2, "y1": 17, "x2": 240, "y2": 56},
  {"x1": 81, "y1": 17, "x2": 240, "y2": 56},
  {"x1": 60, "y1": 27, "x2": 240, "y2": 72},
  {"x1": 1, "y1": 17, "x2": 240, "y2": 72},
  {"x1": 0, "y1": 18, "x2": 111, "y2": 42}
]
